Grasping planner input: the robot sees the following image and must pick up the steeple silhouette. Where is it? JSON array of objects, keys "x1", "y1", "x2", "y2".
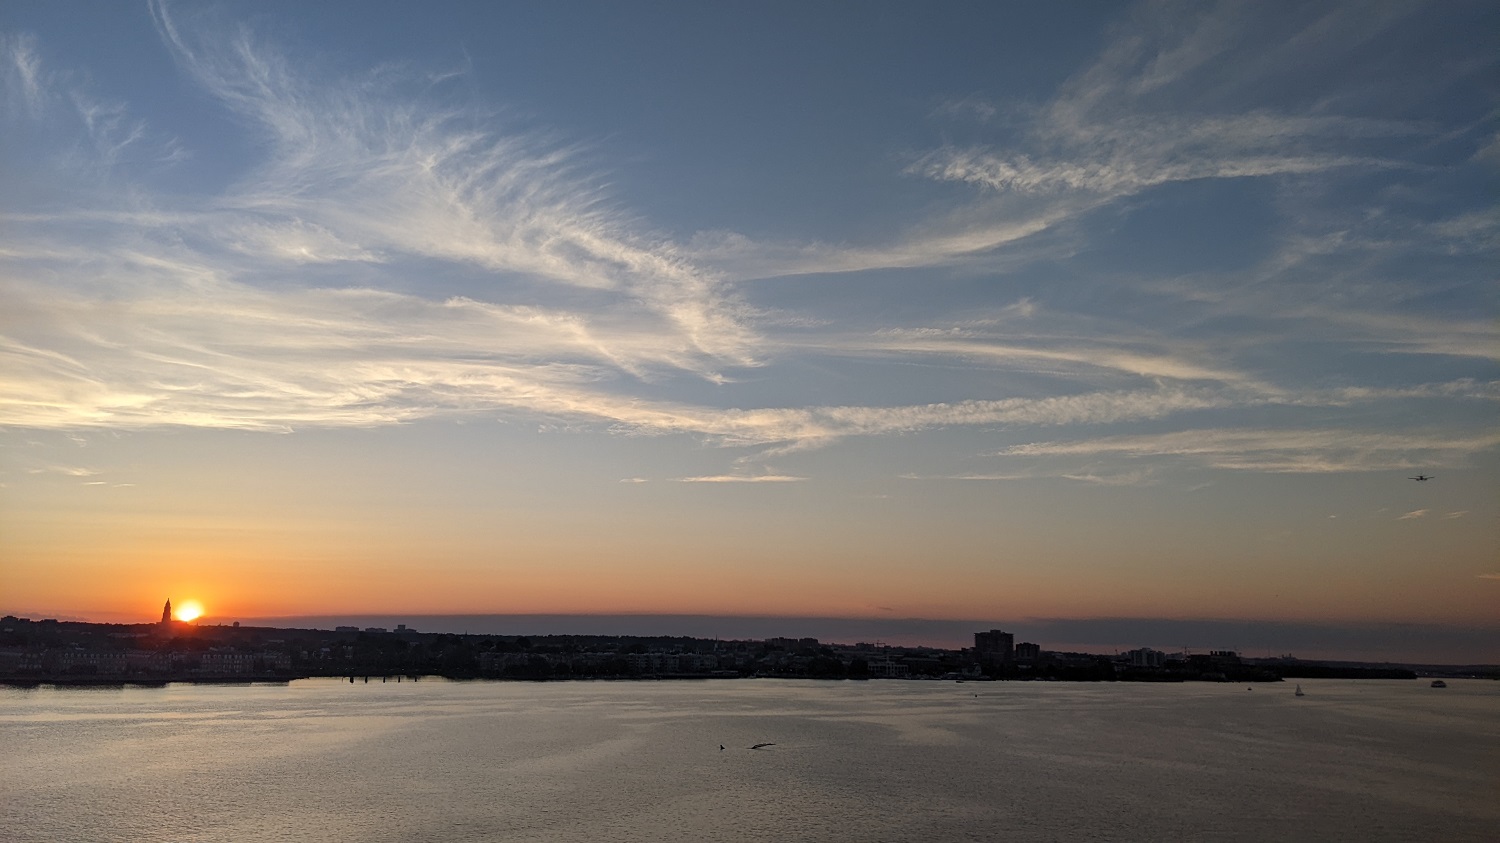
[{"x1": 161, "y1": 599, "x2": 172, "y2": 625}]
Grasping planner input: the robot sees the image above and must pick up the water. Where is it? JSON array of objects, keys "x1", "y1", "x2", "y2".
[{"x1": 3, "y1": 678, "x2": 1496, "y2": 842}]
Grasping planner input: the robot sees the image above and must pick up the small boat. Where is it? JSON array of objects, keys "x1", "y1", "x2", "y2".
[
  {"x1": 1430, "y1": 680, "x2": 1447, "y2": 688},
  {"x1": 1294, "y1": 684, "x2": 1304, "y2": 697}
]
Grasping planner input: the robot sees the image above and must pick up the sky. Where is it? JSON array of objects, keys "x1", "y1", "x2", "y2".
[{"x1": 2, "y1": 1, "x2": 1496, "y2": 662}]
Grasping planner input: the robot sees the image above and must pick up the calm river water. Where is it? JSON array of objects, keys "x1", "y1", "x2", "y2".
[{"x1": 2, "y1": 678, "x2": 1496, "y2": 842}]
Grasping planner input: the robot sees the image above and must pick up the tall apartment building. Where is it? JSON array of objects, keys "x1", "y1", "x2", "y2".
[{"x1": 974, "y1": 629, "x2": 1015, "y2": 663}]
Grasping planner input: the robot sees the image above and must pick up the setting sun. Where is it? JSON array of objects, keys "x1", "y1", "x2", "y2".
[{"x1": 175, "y1": 601, "x2": 204, "y2": 623}]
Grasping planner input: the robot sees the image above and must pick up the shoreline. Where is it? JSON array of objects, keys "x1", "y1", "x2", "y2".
[{"x1": 13, "y1": 669, "x2": 1493, "y2": 690}]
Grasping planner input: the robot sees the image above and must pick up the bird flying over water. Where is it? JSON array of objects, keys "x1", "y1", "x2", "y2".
[{"x1": 750, "y1": 743, "x2": 775, "y2": 750}]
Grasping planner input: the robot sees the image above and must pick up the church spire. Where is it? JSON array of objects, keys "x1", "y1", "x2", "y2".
[{"x1": 161, "y1": 599, "x2": 172, "y2": 625}]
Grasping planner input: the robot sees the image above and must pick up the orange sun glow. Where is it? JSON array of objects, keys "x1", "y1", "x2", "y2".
[{"x1": 175, "y1": 600, "x2": 204, "y2": 622}]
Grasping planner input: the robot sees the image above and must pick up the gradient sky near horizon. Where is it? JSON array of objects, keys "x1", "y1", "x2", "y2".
[{"x1": 2, "y1": 1, "x2": 1497, "y2": 661}]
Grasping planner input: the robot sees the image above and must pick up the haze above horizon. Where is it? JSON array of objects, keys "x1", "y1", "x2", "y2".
[{"x1": 2, "y1": 1, "x2": 1496, "y2": 665}]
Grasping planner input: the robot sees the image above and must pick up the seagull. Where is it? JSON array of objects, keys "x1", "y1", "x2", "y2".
[
  {"x1": 750, "y1": 743, "x2": 775, "y2": 750},
  {"x1": 1409, "y1": 475, "x2": 1433, "y2": 481}
]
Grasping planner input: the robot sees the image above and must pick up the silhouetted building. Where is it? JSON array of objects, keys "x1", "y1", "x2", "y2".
[
  {"x1": 161, "y1": 599, "x2": 172, "y2": 626},
  {"x1": 1127, "y1": 647, "x2": 1165, "y2": 668},
  {"x1": 1015, "y1": 642, "x2": 1041, "y2": 662},
  {"x1": 765, "y1": 637, "x2": 820, "y2": 650},
  {"x1": 974, "y1": 629, "x2": 1014, "y2": 664},
  {"x1": 867, "y1": 658, "x2": 909, "y2": 678}
]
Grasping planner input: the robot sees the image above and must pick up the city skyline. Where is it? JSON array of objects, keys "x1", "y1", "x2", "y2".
[
  {"x1": 9, "y1": 605, "x2": 1496, "y2": 666},
  {"x1": 2, "y1": 2, "x2": 1496, "y2": 664}
]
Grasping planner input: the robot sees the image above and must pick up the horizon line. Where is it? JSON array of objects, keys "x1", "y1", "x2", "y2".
[{"x1": 9, "y1": 609, "x2": 1493, "y2": 665}]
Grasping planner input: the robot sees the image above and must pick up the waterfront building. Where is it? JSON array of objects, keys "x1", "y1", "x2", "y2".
[
  {"x1": 867, "y1": 659, "x2": 909, "y2": 678},
  {"x1": 974, "y1": 629, "x2": 1015, "y2": 664},
  {"x1": 1127, "y1": 648, "x2": 1165, "y2": 668}
]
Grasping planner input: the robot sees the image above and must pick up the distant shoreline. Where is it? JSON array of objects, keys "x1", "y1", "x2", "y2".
[
  {"x1": 7, "y1": 615, "x2": 1494, "y2": 687},
  {"x1": 9, "y1": 671, "x2": 1468, "y2": 689}
]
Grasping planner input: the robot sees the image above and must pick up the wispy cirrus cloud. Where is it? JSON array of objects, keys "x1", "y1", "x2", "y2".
[
  {"x1": 5, "y1": 240, "x2": 1493, "y2": 463},
  {"x1": 899, "y1": 472, "x2": 1036, "y2": 482},
  {"x1": 846, "y1": 327, "x2": 1255, "y2": 386},
  {"x1": 1059, "y1": 470, "x2": 1156, "y2": 487},
  {"x1": 2, "y1": 30, "x2": 181, "y2": 173},
  {"x1": 696, "y1": 3, "x2": 1439, "y2": 283},
  {"x1": 2, "y1": 33, "x2": 44, "y2": 112},
  {"x1": 996, "y1": 427, "x2": 1500, "y2": 474},
  {"x1": 668, "y1": 475, "x2": 806, "y2": 484},
  {"x1": 146, "y1": 0, "x2": 756, "y2": 369},
  {"x1": 906, "y1": 467, "x2": 1156, "y2": 486},
  {"x1": 3, "y1": 4, "x2": 772, "y2": 440},
  {"x1": 25, "y1": 465, "x2": 98, "y2": 477},
  {"x1": 2, "y1": 1, "x2": 1494, "y2": 489},
  {"x1": 1397, "y1": 509, "x2": 1428, "y2": 520},
  {"x1": 687, "y1": 199, "x2": 1089, "y2": 281},
  {"x1": 908, "y1": 121, "x2": 1405, "y2": 199},
  {"x1": 674, "y1": 3, "x2": 1496, "y2": 486},
  {"x1": 0, "y1": 232, "x2": 1245, "y2": 439}
]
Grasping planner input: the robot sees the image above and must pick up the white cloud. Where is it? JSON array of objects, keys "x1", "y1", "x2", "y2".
[
  {"x1": 0, "y1": 2, "x2": 1491, "y2": 489},
  {"x1": 686, "y1": 201, "x2": 1086, "y2": 282},
  {"x1": 1397, "y1": 509, "x2": 1428, "y2": 520},
  {"x1": 997, "y1": 428, "x2": 1500, "y2": 474},
  {"x1": 1060, "y1": 470, "x2": 1155, "y2": 487},
  {"x1": 669, "y1": 474, "x2": 806, "y2": 483},
  {"x1": 908, "y1": 139, "x2": 1389, "y2": 198},
  {"x1": 2, "y1": 33, "x2": 44, "y2": 112},
  {"x1": 899, "y1": 472, "x2": 1036, "y2": 482},
  {"x1": 6, "y1": 242, "x2": 1494, "y2": 470},
  {"x1": 3, "y1": 31, "x2": 180, "y2": 173},
  {"x1": 218, "y1": 218, "x2": 383, "y2": 264},
  {"x1": 851, "y1": 329, "x2": 1253, "y2": 385},
  {"x1": 25, "y1": 465, "x2": 99, "y2": 477},
  {"x1": 1, "y1": 5, "x2": 780, "y2": 441},
  {"x1": 144, "y1": 0, "x2": 758, "y2": 368},
  {"x1": 696, "y1": 4, "x2": 1435, "y2": 283}
]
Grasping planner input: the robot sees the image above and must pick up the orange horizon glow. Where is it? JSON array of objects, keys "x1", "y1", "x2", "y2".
[{"x1": 7, "y1": 544, "x2": 1500, "y2": 630}]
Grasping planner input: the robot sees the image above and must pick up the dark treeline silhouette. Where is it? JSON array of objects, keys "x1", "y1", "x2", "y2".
[{"x1": 2, "y1": 615, "x2": 1465, "y2": 685}]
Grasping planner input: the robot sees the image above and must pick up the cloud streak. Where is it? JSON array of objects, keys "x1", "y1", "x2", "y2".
[
  {"x1": 696, "y1": 3, "x2": 1439, "y2": 283},
  {"x1": 996, "y1": 427, "x2": 1500, "y2": 474},
  {"x1": 668, "y1": 475, "x2": 806, "y2": 484},
  {"x1": 146, "y1": 0, "x2": 762, "y2": 367},
  {"x1": 1, "y1": 1, "x2": 1493, "y2": 487}
]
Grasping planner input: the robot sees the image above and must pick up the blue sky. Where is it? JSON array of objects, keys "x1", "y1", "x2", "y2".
[{"x1": 2, "y1": 1, "x2": 1496, "y2": 661}]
